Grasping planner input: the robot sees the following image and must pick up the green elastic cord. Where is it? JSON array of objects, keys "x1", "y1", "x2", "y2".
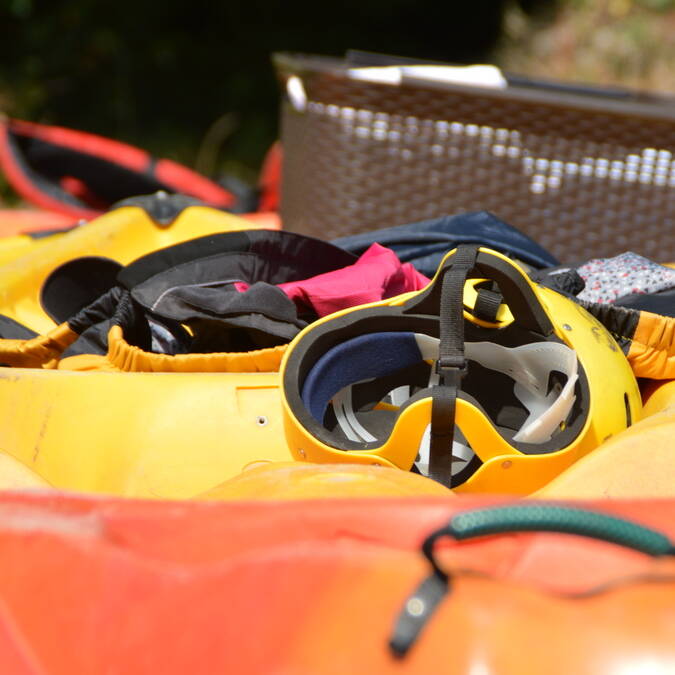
[
  {"x1": 390, "y1": 503, "x2": 675, "y2": 658},
  {"x1": 448, "y1": 504, "x2": 675, "y2": 557}
]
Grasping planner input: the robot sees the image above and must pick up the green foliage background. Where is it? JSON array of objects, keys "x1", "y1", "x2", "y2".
[
  {"x1": 0, "y1": 0, "x2": 508, "y2": 179},
  {"x1": 0, "y1": 0, "x2": 673, "y2": 191}
]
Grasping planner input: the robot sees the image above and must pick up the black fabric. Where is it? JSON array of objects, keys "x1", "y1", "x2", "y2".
[
  {"x1": 0, "y1": 314, "x2": 38, "y2": 340},
  {"x1": 123, "y1": 230, "x2": 357, "y2": 352},
  {"x1": 119, "y1": 230, "x2": 356, "y2": 291},
  {"x1": 118, "y1": 231, "x2": 251, "y2": 289},
  {"x1": 577, "y1": 299, "x2": 640, "y2": 346},
  {"x1": 63, "y1": 287, "x2": 126, "y2": 358},
  {"x1": 529, "y1": 266, "x2": 586, "y2": 298},
  {"x1": 149, "y1": 281, "x2": 298, "y2": 325},
  {"x1": 247, "y1": 231, "x2": 356, "y2": 280},
  {"x1": 53, "y1": 229, "x2": 359, "y2": 358},
  {"x1": 615, "y1": 288, "x2": 675, "y2": 318},
  {"x1": 110, "y1": 288, "x2": 148, "y2": 342},
  {"x1": 67, "y1": 286, "x2": 124, "y2": 334},
  {"x1": 145, "y1": 282, "x2": 305, "y2": 350},
  {"x1": 41, "y1": 257, "x2": 123, "y2": 324},
  {"x1": 61, "y1": 318, "x2": 115, "y2": 358},
  {"x1": 188, "y1": 315, "x2": 297, "y2": 351},
  {"x1": 63, "y1": 288, "x2": 175, "y2": 357}
]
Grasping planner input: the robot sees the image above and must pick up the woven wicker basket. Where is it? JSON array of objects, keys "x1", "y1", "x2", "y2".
[{"x1": 276, "y1": 52, "x2": 675, "y2": 262}]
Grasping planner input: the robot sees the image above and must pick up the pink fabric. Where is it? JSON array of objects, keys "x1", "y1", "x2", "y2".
[{"x1": 235, "y1": 244, "x2": 431, "y2": 317}]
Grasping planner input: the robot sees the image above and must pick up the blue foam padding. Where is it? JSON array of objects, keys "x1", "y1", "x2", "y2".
[{"x1": 301, "y1": 331, "x2": 422, "y2": 423}]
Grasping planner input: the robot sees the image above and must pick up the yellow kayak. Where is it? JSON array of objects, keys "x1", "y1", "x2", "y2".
[
  {"x1": 0, "y1": 366, "x2": 290, "y2": 499},
  {"x1": 0, "y1": 195, "x2": 276, "y2": 333}
]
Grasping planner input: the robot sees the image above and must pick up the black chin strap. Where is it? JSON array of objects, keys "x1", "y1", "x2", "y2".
[{"x1": 428, "y1": 246, "x2": 479, "y2": 487}]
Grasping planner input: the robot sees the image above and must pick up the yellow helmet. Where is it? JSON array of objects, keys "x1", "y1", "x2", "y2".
[{"x1": 281, "y1": 246, "x2": 642, "y2": 495}]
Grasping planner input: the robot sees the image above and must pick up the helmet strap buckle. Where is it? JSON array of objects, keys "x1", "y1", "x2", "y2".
[{"x1": 435, "y1": 357, "x2": 467, "y2": 385}]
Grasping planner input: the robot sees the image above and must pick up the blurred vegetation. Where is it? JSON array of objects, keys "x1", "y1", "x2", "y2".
[
  {"x1": 497, "y1": 0, "x2": 675, "y2": 94},
  {"x1": 0, "y1": 0, "x2": 509, "y2": 181},
  {"x1": 0, "y1": 0, "x2": 673, "y2": 204}
]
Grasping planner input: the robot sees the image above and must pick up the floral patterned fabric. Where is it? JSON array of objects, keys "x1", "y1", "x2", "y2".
[{"x1": 576, "y1": 252, "x2": 675, "y2": 304}]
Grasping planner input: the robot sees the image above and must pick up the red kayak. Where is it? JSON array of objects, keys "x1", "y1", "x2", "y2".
[
  {"x1": 0, "y1": 491, "x2": 673, "y2": 674},
  {"x1": 0, "y1": 118, "x2": 236, "y2": 220}
]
